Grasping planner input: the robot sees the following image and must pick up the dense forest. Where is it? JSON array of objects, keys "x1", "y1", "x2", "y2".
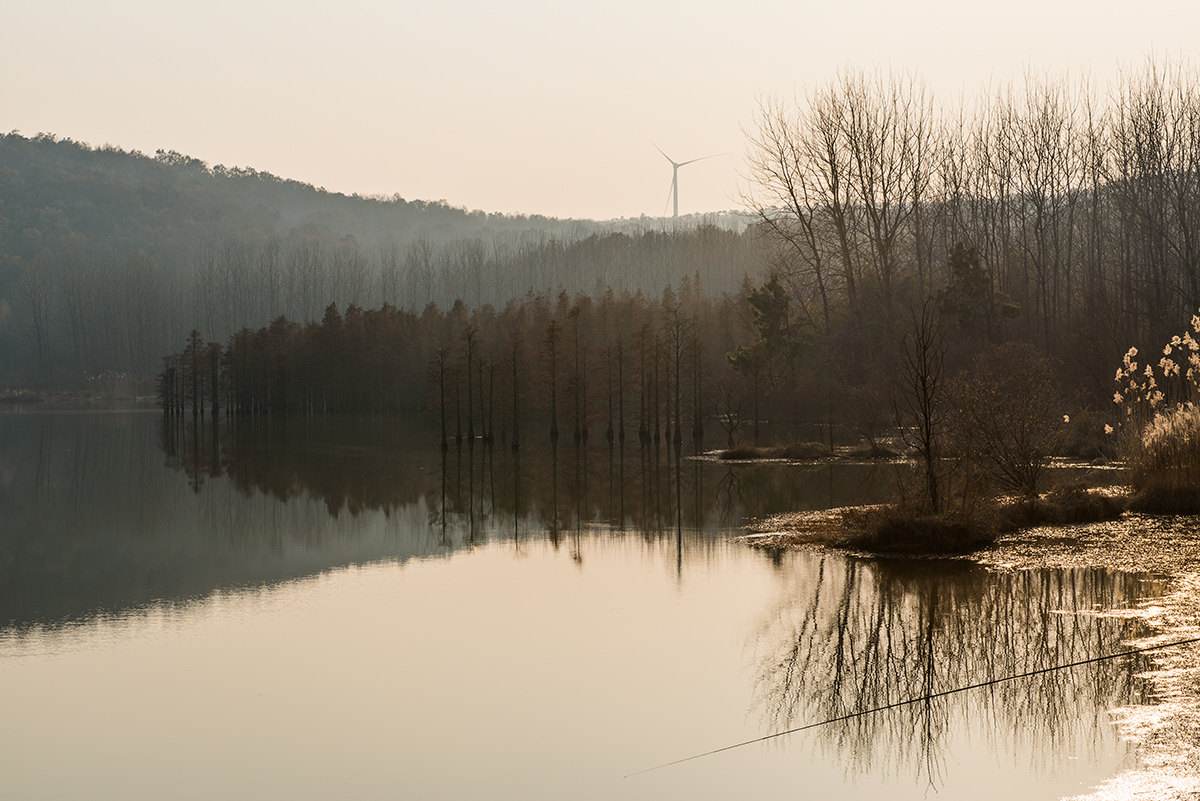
[{"x1": 0, "y1": 133, "x2": 756, "y2": 384}]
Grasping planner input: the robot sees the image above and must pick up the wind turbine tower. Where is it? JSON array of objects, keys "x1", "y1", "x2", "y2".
[{"x1": 656, "y1": 146, "x2": 719, "y2": 219}]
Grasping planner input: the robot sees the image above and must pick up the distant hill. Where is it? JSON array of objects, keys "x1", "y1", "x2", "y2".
[
  {"x1": 0, "y1": 132, "x2": 598, "y2": 264},
  {"x1": 0, "y1": 133, "x2": 762, "y2": 384}
]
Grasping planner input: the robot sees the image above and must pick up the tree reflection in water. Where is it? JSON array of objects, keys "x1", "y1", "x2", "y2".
[
  {"x1": 750, "y1": 556, "x2": 1159, "y2": 785},
  {"x1": 165, "y1": 418, "x2": 1160, "y2": 784}
]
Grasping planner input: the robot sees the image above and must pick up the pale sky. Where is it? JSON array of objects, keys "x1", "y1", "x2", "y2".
[{"x1": 2, "y1": 0, "x2": 1196, "y2": 219}]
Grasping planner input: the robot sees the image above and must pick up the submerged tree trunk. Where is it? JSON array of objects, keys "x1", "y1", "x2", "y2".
[
  {"x1": 487, "y1": 361, "x2": 495, "y2": 446},
  {"x1": 617, "y1": 340, "x2": 626, "y2": 447},
  {"x1": 511, "y1": 340, "x2": 520, "y2": 452},
  {"x1": 547, "y1": 320, "x2": 560, "y2": 445},
  {"x1": 466, "y1": 328, "x2": 475, "y2": 445},
  {"x1": 438, "y1": 350, "x2": 448, "y2": 452}
]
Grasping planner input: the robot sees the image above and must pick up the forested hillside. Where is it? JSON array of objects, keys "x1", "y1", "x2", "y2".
[{"x1": 0, "y1": 133, "x2": 760, "y2": 384}]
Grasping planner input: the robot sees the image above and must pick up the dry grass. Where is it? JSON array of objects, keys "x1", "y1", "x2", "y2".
[{"x1": 1127, "y1": 404, "x2": 1200, "y2": 513}]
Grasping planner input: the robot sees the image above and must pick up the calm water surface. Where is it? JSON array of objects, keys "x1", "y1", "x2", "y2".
[{"x1": 0, "y1": 414, "x2": 1160, "y2": 800}]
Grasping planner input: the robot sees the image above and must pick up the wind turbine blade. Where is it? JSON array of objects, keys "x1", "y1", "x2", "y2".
[
  {"x1": 654, "y1": 144, "x2": 676, "y2": 166},
  {"x1": 677, "y1": 152, "x2": 728, "y2": 167}
]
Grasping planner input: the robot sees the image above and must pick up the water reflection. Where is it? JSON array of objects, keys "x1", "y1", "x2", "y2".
[
  {"x1": 162, "y1": 416, "x2": 907, "y2": 529},
  {"x1": 0, "y1": 413, "x2": 1162, "y2": 798},
  {"x1": 2, "y1": 414, "x2": 448, "y2": 631},
  {"x1": 751, "y1": 557, "x2": 1156, "y2": 785}
]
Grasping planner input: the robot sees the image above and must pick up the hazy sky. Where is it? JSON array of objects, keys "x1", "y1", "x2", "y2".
[{"x1": 2, "y1": 0, "x2": 1196, "y2": 219}]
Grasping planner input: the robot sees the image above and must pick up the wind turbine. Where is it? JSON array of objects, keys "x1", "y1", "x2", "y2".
[{"x1": 656, "y1": 146, "x2": 721, "y2": 219}]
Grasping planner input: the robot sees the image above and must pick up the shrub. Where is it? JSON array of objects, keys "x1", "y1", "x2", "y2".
[
  {"x1": 840, "y1": 483, "x2": 1126, "y2": 555},
  {"x1": 948, "y1": 342, "x2": 1063, "y2": 497},
  {"x1": 840, "y1": 505, "x2": 997, "y2": 554}
]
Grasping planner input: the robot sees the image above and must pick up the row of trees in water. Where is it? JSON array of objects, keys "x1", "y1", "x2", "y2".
[{"x1": 158, "y1": 279, "x2": 784, "y2": 452}]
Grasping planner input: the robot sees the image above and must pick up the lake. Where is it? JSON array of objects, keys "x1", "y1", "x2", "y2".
[{"x1": 0, "y1": 413, "x2": 1164, "y2": 799}]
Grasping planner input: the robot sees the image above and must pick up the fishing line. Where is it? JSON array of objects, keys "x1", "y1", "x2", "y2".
[{"x1": 625, "y1": 634, "x2": 1200, "y2": 778}]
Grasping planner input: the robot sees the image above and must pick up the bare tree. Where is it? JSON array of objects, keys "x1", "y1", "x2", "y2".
[{"x1": 894, "y1": 302, "x2": 946, "y2": 512}]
